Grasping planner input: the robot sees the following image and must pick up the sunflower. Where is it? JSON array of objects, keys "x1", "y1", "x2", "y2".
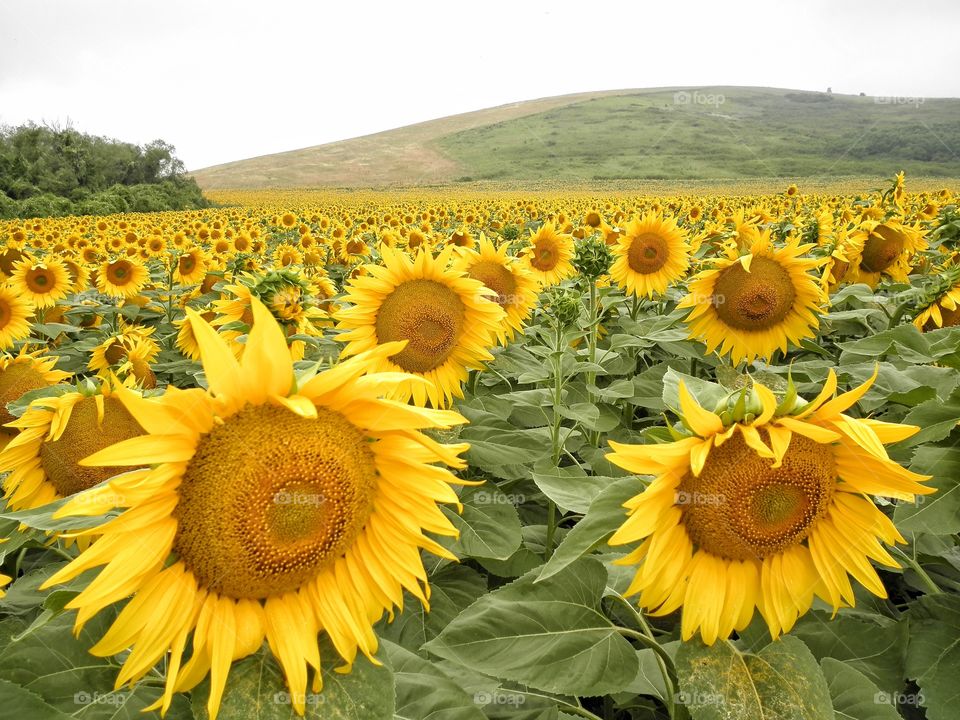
[
  {"x1": 0, "y1": 383, "x2": 145, "y2": 514},
  {"x1": 850, "y1": 220, "x2": 925, "y2": 287},
  {"x1": 0, "y1": 284, "x2": 35, "y2": 350},
  {"x1": 607, "y1": 369, "x2": 933, "y2": 644},
  {"x1": 88, "y1": 323, "x2": 159, "y2": 376},
  {"x1": 452, "y1": 233, "x2": 537, "y2": 345},
  {"x1": 914, "y1": 272, "x2": 960, "y2": 331},
  {"x1": 679, "y1": 232, "x2": 826, "y2": 364},
  {"x1": 609, "y1": 212, "x2": 690, "y2": 298},
  {"x1": 274, "y1": 243, "x2": 302, "y2": 268},
  {"x1": 819, "y1": 228, "x2": 865, "y2": 293},
  {"x1": 175, "y1": 247, "x2": 208, "y2": 285},
  {"x1": 0, "y1": 350, "x2": 70, "y2": 446},
  {"x1": 96, "y1": 258, "x2": 149, "y2": 298},
  {"x1": 522, "y1": 223, "x2": 575, "y2": 287},
  {"x1": 336, "y1": 245, "x2": 504, "y2": 407},
  {"x1": 175, "y1": 311, "x2": 217, "y2": 361},
  {"x1": 43, "y1": 297, "x2": 470, "y2": 719},
  {"x1": 9, "y1": 256, "x2": 71, "y2": 309}
]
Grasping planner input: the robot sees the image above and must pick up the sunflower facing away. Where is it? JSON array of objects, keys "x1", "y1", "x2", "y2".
[
  {"x1": 609, "y1": 212, "x2": 691, "y2": 298},
  {"x1": 453, "y1": 233, "x2": 538, "y2": 345},
  {"x1": 336, "y1": 245, "x2": 504, "y2": 407},
  {"x1": 522, "y1": 223, "x2": 575, "y2": 287},
  {"x1": 43, "y1": 296, "x2": 471, "y2": 719},
  {"x1": 679, "y1": 232, "x2": 826, "y2": 364},
  {"x1": 607, "y1": 369, "x2": 934, "y2": 644}
]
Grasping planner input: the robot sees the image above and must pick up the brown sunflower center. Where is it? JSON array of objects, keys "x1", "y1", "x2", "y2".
[
  {"x1": 179, "y1": 255, "x2": 196, "y2": 275},
  {"x1": 678, "y1": 432, "x2": 835, "y2": 561},
  {"x1": 107, "y1": 261, "x2": 133, "y2": 285},
  {"x1": 0, "y1": 249, "x2": 23, "y2": 276},
  {"x1": 468, "y1": 260, "x2": 518, "y2": 307},
  {"x1": 172, "y1": 404, "x2": 378, "y2": 599},
  {"x1": 860, "y1": 225, "x2": 904, "y2": 273},
  {"x1": 0, "y1": 299, "x2": 9, "y2": 328},
  {"x1": 39, "y1": 396, "x2": 145, "y2": 498},
  {"x1": 375, "y1": 279, "x2": 465, "y2": 373},
  {"x1": 531, "y1": 240, "x2": 560, "y2": 271},
  {"x1": 627, "y1": 232, "x2": 670, "y2": 274},
  {"x1": 26, "y1": 268, "x2": 54, "y2": 293},
  {"x1": 712, "y1": 256, "x2": 797, "y2": 331},
  {"x1": 0, "y1": 363, "x2": 47, "y2": 426}
]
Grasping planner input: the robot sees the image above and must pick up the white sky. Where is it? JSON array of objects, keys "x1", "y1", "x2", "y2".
[{"x1": 1, "y1": 0, "x2": 958, "y2": 171}]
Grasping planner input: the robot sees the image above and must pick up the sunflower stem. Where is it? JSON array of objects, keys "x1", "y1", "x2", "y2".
[
  {"x1": 546, "y1": 321, "x2": 565, "y2": 560},
  {"x1": 586, "y1": 281, "x2": 600, "y2": 447},
  {"x1": 893, "y1": 546, "x2": 941, "y2": 595},
  {"x1": 612, "y1": 592, "x2": 677, "y2": 717}
]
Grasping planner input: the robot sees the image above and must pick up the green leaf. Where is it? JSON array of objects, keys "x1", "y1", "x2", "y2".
[
  {"x1": 788, "y1": 612, "x2": 906, "y2": 692},
  {"x1": 191, "y1": 643, "x2": 394, "y2": 720},
  {"x1": 443, "y1": 485, "x2": 523, "y2": 561},
  {"x1": 423, "y1": 558, "x2": 639, "y2": 696},
  {"x1": 0, "y1": 610, "x2": 193, "y2": 718},
  {"x1": 537, "y1": 476, "x2": 640, "y2": 582},
  {"x1": 529, "y1": 463, "x2": 618, "y2": 514},
  {"x1": 462, "y1": 428, "x2": 549, "y2": 471},
  {"x1": 899, "y1": 387, "x2": 960, "y2": 446},
  {"x1": 379, "y1": 565, "x2": 487, "y2": 652},
  {"x1": 0, "y1": 679, "x2": 72, "y2": 720},
  {"x1": 905, "y1": 593, "x2": 960, "y2": 720},
  {"x1": 894, "y1": 445, "x2": 960, "y2": 534},
  {"x1": 381, "y1": 640, "x2": 486, "y2": 720},
  {"x1": 675, "y1": 636, "x2": 832, "y2": 720},
  {"x1": 820, "y1": 658, "x2": 900, "y2": 720}
]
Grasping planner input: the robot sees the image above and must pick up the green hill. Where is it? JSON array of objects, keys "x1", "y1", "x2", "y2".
[{"x1": 191, "y1": 87, "x2": 960, "y2": 188}]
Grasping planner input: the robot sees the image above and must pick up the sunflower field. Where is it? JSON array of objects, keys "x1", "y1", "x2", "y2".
[{"x1": 0, "y1": 173, "x2": 959, "y2": 720}]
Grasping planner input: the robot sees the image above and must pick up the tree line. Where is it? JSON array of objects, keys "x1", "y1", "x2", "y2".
[{"x1": 0, "y1": 123, "x2": 209, "y2": 218}]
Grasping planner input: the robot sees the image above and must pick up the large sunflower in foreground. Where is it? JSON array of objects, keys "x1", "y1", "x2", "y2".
[
  {"x1": 43, "y1": 297, "x2": 471, "y2": 719},
  {"x1": 608, "y1": 369, "x2": 934, "y2": 644},
  {"x1": 452, "y1": 233, "x2": 538, "y2": 345},
  {"x1": 521, "y1": 223, "x2": 575, "y2": 287},
  {"x1": 609, "y1": 212, "x2": 690, "y2": 298},
  {"x1": 679, "y1": 232, "x2": 826, "y2": 364},
  {"x1": 336, "y1": 245, "x2": 504, "y2": 407}
]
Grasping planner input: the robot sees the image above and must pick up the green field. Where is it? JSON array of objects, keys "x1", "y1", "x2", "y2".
[{"x1": 192, "y1": 87, "x2": 960, "y2": 188}]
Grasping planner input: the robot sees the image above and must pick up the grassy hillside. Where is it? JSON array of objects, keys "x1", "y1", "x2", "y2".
[{"x1": 192, "y1": 87, "x2": 960, "y2": 188}]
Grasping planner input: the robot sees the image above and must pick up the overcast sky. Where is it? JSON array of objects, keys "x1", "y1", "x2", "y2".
[{"x1": 2, "y1": 0, "x2": 958, "y2": 171}]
